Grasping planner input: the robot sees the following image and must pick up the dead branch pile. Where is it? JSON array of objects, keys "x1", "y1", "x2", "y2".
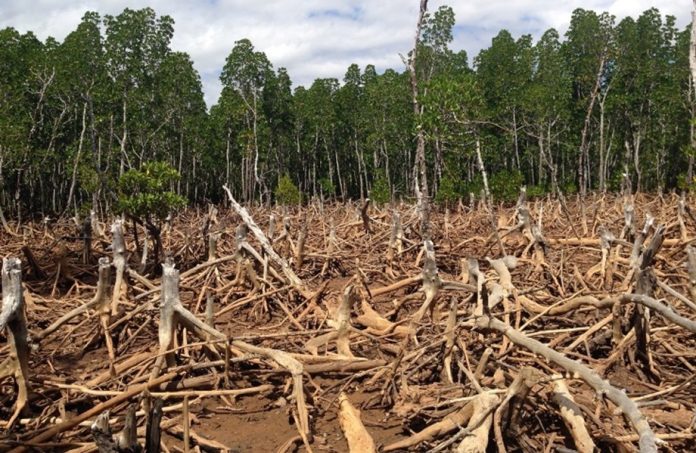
[{"x1": 1, "y1": 191, "x2": 695, "y2": 452}]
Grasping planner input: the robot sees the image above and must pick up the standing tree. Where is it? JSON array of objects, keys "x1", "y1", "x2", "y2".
[
  {"x1": 564, "y1": 9, "x2": 615, "y2": 195},
  {"x1": 104, "y1": 8, "x2": 175, "y2": 175},
  {"x1": 220, "y1": 39, "x2": 272, "y2": 202}
]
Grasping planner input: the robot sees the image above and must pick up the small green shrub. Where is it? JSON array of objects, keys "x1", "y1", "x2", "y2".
[
  {"x1": 117, "y1": 161, "x2": 186, "y2": 222},
  {"x1": 370, "y1": 170, "x2": 391, "y2": 204},
  {"x1": 608, "y1": 171, "x2": 624, "y2": 192},
  {"x1": 435, "y1": 174, "x2": 459, "y2": 205},
  {"x1": 562, "y1": 180, "x2": 578, "y2": 195},
  {"x1": 275, "y1": 174, "x2": 301, "y2": 205},
  {"x1": 677, "y1": 173, "x2": 696, "y2": 192},
  {"x1": 318, "y1": 177, "x2": 335, "y2": 197},
  {"x1": 461, "y1": 175, "x2": 483, "y2": 197},
  {"x1": 117, "y1": 161, "x2": 186, "y2": 266},
  {"x1": 78, "y1": 164, "x2": 99, "y2": 194},
  {"x1": 490, "y1": 170, "x2": 523, "y2": 202},
  {"x1": 526, "y1": 185, "x2": 546, "y2": 199}
]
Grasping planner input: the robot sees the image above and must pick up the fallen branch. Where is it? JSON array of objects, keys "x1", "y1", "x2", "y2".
[
  {"x1": 8, "y1": 370, "x2": 182, "y2": 453},
  {"x1": 383, "y1": 400, "x2": 474, "y2": 451},
  {"x1": 339, "y1": 392, "x2": 376, "y2": 453},
  {"x1": 475, "y1": 315, "x2": 656, "y2": 453},
  {"x1": 552, "y1": 375, "x2": 595, "y2": 453},
  {"x1": 456, "y1": 392, "x2": 499, "y2": 453},
  {"x1": 223, "y1": 185, "x2": 306, "y2": 295}
]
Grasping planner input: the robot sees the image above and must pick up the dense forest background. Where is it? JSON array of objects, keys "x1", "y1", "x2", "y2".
[{"x1": 0, "y1": 5, "x2": 693, "y2": 219}]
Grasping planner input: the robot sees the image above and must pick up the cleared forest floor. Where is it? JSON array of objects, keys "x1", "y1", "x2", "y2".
[{"x1": 1, "y1": 192, "x2": 695, "y2": 452}]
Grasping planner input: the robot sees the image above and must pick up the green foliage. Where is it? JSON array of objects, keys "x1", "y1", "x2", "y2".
[
  {"x1": 370, "y1": 170, "x2": 391, "y2": 204},
  {"x1": 458, "y1": 175, "x2": 483, "y2": 197},
  {"x1": 562, "y1": 181, "x2": 578, "y2": 195},
  {"x1": 1, "y1": 4, "x2": 695, "y2": 219},
  {"x1": 608, "y1": 171, "x2": 625, "y2": 192},
  {"x1": 677, "y1": 174, "x2": 696, "y2": 192},
  {"x1": 117, "y1": 161, "x2": 186, "y2": 221},
  {"x1": 318, "y1": 177, "x2": 335, "y2": 197},
  {"x1": 526, "y1": 185, "x2": 546, "y2": 199},
  {"x1": 435, "y1": 174, "x2": 460, "y2": 204},
  {"x1": 274, "y1": 174, "x2": 301, "y2": 205},
  {"x1": 78, "y1": 164, "x2": 99, "y2": 194},
  {"x1": 78, "y1": 202, "x2": 93, "y2": 217},
  {"x1": 489, "y1": 170, "x2": 524, "y2": 202}
]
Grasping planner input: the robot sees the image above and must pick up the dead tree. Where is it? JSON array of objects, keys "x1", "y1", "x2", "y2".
[
  {"x1": 95, "y1": 258, "x2": 117, "y2": 375},
  {"x1": 493, "y1": 367, "x2": 543, "y2": 452},
  {"x1": 223, "y1": 185, "x2": 306, "y2": 295},
  {"x1": 145, "y1": 398, "x2": 164, "y2": 453},
  {"x1": 0, "y1": 257, "x2": 30, "y2": 428},
  {"x1": 686, "y1": 245, "x2": 696, "y2": 302},
  {"x1": 631, "y1": 225, "x2": 664, "y2": 379},
  {"x1": 476, "y1": 140, "x2": 506, "y2": 255},
  {"x1": 202, "y1": 204, "x2": 218, "y2": 254},
  {"x1": 231, "y1": 340, "x2": 311, "y2": 442},
  {"x1": 468, "y1": 258, "x2": 484, "y2": 315},
  {"x1": 360, "y1": 198, "x2": 371, "y2": 234},
  {"x1": 515, "y1": 190, "x2": 547, "y2": 267},
  {"x1": 36, "y1": 257, "x2": 112, "y2": 341},
  {"x1": 455, "y1": 392, "x2": 499, "y2": 453},
  {"x1": 407, "y1": 0, "x2": 430, "y2": 238},
  {"x1": 585, "y1": 225, "x2": 615, "y2": 286},
  {"x1": 21, "y1": 245, "x2": 46, "y2": 279},
  {"x1": 90, "y1": 405, "x2": 140, "y2": 453},
  {"x1": 149, "y1": 260, "x2": 227, "y2": 383},
  {"x1": 413, "y1": 240, "x2": 441, "y2": 322},
  {"x1": 111, "y1": 219, "x2": 127, "y2": 315},
  {"x1": 294, "y1": 220, "x2": 308, "y2": 270},
  {"x1": 91, "y1": 209, "x2": 106, "y2": 239},
  {"x1": 231, "y1": 224, "x2": 259, "y2": 290},
  {"x1": 305, "y1": 284, "x2": 359, "y2": 356},
  {"x1": 91, "y1": 411, "x2": 119, "y2": 453},
  {"x1": 385, "y1": 212, "x2": 404, "y2": 278}
]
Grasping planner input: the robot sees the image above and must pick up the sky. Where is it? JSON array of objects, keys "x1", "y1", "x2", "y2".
[{"x1": 0, "y1": 0, "x2": 690, "y2": 106}]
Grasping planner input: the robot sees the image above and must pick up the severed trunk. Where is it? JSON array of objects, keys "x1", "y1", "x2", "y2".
[{"x1": 408, "y1": 0, "x2": 430, "y2": 236}]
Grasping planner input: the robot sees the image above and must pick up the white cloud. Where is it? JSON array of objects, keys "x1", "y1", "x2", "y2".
[{"x1": 0, "y1": 0, "x2": 690, "y2": 106}]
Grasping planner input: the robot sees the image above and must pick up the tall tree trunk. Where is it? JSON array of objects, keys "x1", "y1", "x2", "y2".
[
  {"x1": 475, "y1": 138, "x2": 491, "y2": 202},
  {"x1": 689, "y1": 0, "x2": 696, "y2": 182},
  {"x1": 597, "y1": 82, "x2": 612, "y2": 193},
  {"x1": 225, "y1": 128, "x2": 231, "y2": 189},
  {"x1": 578, "y1": 55, "x2": 606, "y2": 196},
  {"x1": 119, "y1": 97, "x2": 128, "y2": 177},
  {"x1": 252, "y1": 91, "x2": 260, "y2": 201},
  {"x1": 334, "y1": 139, "x2": 345, "y2": 200},
  {"x1": 538, "y1": 132, "x2": 545, "y2": 187},
  {"x1": 512, "y1": 109, "x2": 520, "y2": 171},
  {"x1": 64, "y1": 103, "x2": 88, "y2": 216},
  {"x1": 633, "y1": 133, "x2": 642, "y2": 193},
  {"x1": 434, "y1": 134, "x2": 443, "y2": 195},
  {"x1": 383, "y1": 141, "x2": 392, "y2": 202},
  {"x1": 408, "y1": 0, "x2": 430, "y2": 235},
  {"x1": 177, "y1": 129, "x2": 184, "y2": 195},
  {"x1": 354, "y1": 132, "x2": 364, "y2": 200},
  {"x1": 0, "y1": 151, "x2": 11, "y2": 233}
]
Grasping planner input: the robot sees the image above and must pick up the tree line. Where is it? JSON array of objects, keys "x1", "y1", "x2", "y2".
[{"x1": 0, "y1": 5, "x2": 693, "y2": 220}]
